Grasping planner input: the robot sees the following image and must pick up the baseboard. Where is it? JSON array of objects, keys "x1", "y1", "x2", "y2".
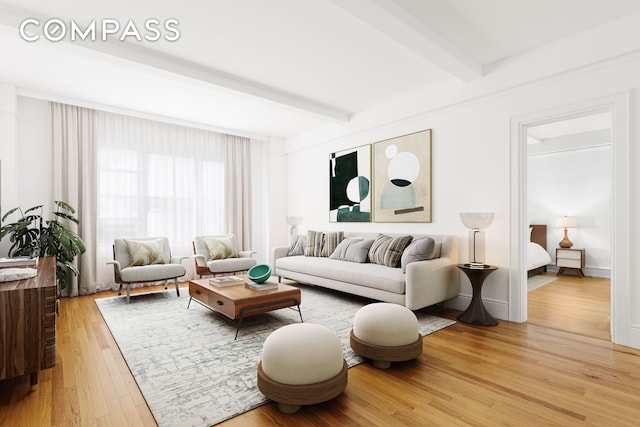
[{"x1": 546, "y1": 265, "x2": 611, "y2": 278}]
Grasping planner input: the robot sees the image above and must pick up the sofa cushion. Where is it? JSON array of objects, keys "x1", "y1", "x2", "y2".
[
  {"x1": 321, "y1": 231, "x2": 344, "y2": 257},
  {"x1": 204, "y1": 236, "x2": 237, "y2": 260},
  {"x1": 304, "y1": 230, "x2": 324, "y2": 257},
  {"x1": 120, "y1": 263, "x2": 185, "y2": 282},
  {"x1": 276, "y1": 255, "x2": 406, "y2": 294},
  {"x1": 368, "y1": 234, "x2": 413, "y2": 268},
  {"x1": 288, "y1": 235, "x2": 307, "y2": 256},
  {"x1": 330, "y1": 238, "x2": 374, "y2": 263},
  {"x1": 125, "y1": 238, "x2": 166, "y2": 266},
  {"x1": 304, "y1": 230, "x2": 344, "y2": 257},
  {"x1": 401, "y1": 237, "x2": 436, "y2": 273}
]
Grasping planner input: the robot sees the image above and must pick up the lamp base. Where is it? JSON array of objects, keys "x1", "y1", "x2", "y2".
[{"x1": 559, "y1": 228, "x2": 573, "y2": 248}]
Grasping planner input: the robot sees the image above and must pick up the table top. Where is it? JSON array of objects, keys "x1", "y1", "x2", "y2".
[
  {"x1": 189, "y1": 276, "x2": 300, "y2": 302},
  {"x1": 456, "y1": 263, "x2": 498, "y2": 271}
]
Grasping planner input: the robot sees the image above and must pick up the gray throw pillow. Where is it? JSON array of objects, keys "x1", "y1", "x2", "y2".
[
  {"x1": 288, "y1": 235, "x2": 307, "y2": 256},
  {"x1": 330, "y1": 238, "x2": 374, "y2": 263},
  {"x1": 401, "y1": 237, "x2": 436, "y2": 272}
]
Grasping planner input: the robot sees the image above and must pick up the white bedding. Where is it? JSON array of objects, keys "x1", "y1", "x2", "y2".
[{"x1": 528, "y1": 241, "x2": 551, "y2": 271}]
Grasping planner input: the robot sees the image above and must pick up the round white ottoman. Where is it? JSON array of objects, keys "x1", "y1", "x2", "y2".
[
  {"x1": 350, "y1": 302, "x2": 423, "y2": 369},
  {"x1": 257, "y1": 323, "x2": 348, "y2": 414}
]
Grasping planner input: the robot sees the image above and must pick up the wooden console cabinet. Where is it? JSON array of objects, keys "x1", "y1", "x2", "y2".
[{"x1": 0, "y1": 256, "x2": 56, "y2": 391}]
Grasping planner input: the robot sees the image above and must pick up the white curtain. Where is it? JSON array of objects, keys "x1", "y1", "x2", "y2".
[
  {"x1": 225, "y1": 135, "x2": 252, "y2": 250},
  {"x1": 50, "y1": 103, "x2": 97, "y2": 296},
  {"x1": 94, "y1": 111, "x2": 227, "y2": 290}
]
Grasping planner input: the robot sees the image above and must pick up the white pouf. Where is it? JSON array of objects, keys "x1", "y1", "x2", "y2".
[
  {"x1": 258, "y1": 323, "x2": 348, "y2": 413},
  {"x1": 350, "y1": 302, "x2": 423, "y2": 369}
]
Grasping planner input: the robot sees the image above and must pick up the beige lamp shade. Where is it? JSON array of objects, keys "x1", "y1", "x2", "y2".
[
  {"x1": 460, "y1": 212, "x2": 495, "y2": 230},
  {"x1": 556, "y1": 216, "x2": 576, "y2": 229}
]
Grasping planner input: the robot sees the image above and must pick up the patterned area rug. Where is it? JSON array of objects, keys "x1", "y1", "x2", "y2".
[{"x1": 96, "y1": 284, "x2": 455, "y2": 427}]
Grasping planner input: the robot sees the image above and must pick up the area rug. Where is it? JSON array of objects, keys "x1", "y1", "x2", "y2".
[
  {"x1": 528, "y1": 275, "x2": 558, "y2": 292},
  {"x1": 96, "y1": 284, "x2": 455, "y2": 427}
]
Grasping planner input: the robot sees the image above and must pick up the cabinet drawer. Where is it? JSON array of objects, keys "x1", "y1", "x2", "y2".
[
  {"x1": 557, "y1": 258, "x2": 582, "y2": 268},
  {"x1": 557, "y1": 249, "x2": 581, "y2": 260}
]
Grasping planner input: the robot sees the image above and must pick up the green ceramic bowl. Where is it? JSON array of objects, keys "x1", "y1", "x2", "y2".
[{"x1": 248, "y1": 264, "x2": 271, "y2": 283}]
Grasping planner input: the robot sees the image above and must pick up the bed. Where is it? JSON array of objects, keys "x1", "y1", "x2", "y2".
[{"x1": 528, "y1": 224, "x2": 552, "y2": 277}]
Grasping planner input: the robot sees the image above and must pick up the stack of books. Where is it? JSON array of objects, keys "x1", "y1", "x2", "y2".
[
  {"x1": 209, "y1": 276, "x2": 244, "y2": 287},
  {"x1": 0, "y1": 257, "x2": 38, "y2": 269},
  {"x1": 244, "y1": 281, "x2": 277, "y2": 291}
]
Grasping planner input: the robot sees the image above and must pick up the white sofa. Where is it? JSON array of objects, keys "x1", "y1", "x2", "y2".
[{"x1": 271, "y1": 232, "x2": 459, "y2": 311}]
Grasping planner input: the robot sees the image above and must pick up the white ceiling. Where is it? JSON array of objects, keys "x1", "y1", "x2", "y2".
[{"x1": 1, "y1": 0, "x2": 639, "y2": 139}]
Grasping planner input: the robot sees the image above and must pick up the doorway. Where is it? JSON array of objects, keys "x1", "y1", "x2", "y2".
[
  {"x1": 508, "y1": 92, "x2": 631, "y2": 347},
  {"x1": 525, "y1": 112, "x2": 612, "y2": 340}
]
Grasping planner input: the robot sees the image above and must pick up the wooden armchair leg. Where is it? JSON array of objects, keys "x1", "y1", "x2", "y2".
[
  {"x1": 164, "y1": 280, "x2": 168, "y2": 290},
  {"x1": 126, "y1": 284, "x2": 131, "y2": 303},
  {"x1": 118, "y1": 283, "x2": 123, "y2": 296},
  {"x1": 174, "y1": 278, "x2": 180, "y2": 297}
]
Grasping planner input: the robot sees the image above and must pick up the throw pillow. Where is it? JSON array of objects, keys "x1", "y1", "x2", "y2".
[
  {"x1": 204, "y1": 236, "x2": 238, "y2": 260},
  {"x1": 330, "y1": 238, "x2": 374, "y2": 263},
  {"x1": 401, "y1": 237, "x2": 436, "y2": 273},
  {"x1": 321, "y1": 231, "x2": 344, "y2": 257},
  {"x1": 368, "y1": 234, "x2": 413, "y2": 268},
  {"x1": 125, "y1": 238, "x2": 166, "y2": 266},
  {"x1": 288, "y1": 235, "x2": 307, "y2": 256},
  {"x1": 304, "y1": 230, "x2": 324, "y2": 257}
]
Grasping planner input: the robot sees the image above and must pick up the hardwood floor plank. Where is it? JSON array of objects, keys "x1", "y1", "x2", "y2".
[{"x1": 1, "y1": 280, "x2": 639, "y2": 426}]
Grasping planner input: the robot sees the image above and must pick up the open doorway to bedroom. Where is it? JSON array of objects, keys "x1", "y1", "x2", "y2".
[{"x1": 525, "y1": 112, "x2": 612, "y2": 341}]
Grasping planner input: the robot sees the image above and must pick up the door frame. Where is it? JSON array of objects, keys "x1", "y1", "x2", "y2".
[{"x1": 509, "y1": 91, "x2": 630, "y2": 346}]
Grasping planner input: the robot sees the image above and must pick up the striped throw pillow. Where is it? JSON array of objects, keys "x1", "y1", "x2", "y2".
[
  {"x1": 304, "y1": 230, "x2": 324, "y2": 257},
  {"x1": 321, "y1": 231, "x2": 344, "y2": 257},
  {"x1": 368, "y1": 234, "x2": 413, "y2": 268}
]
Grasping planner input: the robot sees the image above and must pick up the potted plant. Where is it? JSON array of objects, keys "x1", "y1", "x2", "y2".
[{"x1": 0, "y1": 201, "x2": 87, "y2": 293}]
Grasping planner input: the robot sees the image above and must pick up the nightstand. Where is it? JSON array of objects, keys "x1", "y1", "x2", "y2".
[{"x1": 556, "y1": 248, "x2": 585, "y2": 278}]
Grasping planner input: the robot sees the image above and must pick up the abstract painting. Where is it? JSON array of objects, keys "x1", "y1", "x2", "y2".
[
  {"x1": 372, "y1": 130, "x2": 432, "y2": 222},
  {"x1": 330, "y1": 145, "x2": 371, "y2": 222}
]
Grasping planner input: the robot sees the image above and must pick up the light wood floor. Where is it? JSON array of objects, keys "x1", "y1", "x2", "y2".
[
  {"x1": 2, "y1": 280, "x2": 639, "y2": 426},
  {"x1": 528, "y1": 273, "x2": 611, "y2": 341}
]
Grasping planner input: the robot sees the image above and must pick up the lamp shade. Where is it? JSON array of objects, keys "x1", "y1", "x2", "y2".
[
  {"x1": 556, "y1": 216, "x2": 576, "y2": 228},
  {"x1": 459, "y1": 212, "x2": 494, "y2": 230},
  {"x1": 286, "y1": 216, "x2": 303, "y2": 226}
]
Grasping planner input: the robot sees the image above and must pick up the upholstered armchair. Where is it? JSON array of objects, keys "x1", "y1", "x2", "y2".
[
  {"x1": 192, "y1": 234, "x2": 257, "y2": 278},
  {"x1": 108, "y1": 237, "x2": 187, "y2": 303}
]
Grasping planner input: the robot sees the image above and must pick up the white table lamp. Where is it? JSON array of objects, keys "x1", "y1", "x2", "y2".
[{"x1": 460, "y1": 212, "x2": 494, "y2": 268}]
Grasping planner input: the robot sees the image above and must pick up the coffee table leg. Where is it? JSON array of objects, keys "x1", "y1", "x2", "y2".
[{"x1": 187, "y1": 296, "x2": 193, "y2": 309}]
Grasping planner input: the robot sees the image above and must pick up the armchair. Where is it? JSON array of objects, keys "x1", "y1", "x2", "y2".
[
  {"x1": 108, "y1": 237, "x2": 187, "y2": 303},
  {"x1": 192, "y1": 234, "x2": 257, "y2": 278}
]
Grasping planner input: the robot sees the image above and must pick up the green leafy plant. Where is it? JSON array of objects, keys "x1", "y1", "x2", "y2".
[{"x1": 1, "y1": 201, "x2": 87, "y2": 291}]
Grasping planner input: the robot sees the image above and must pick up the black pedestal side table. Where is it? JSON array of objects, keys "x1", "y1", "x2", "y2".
[{"x1": 456, "y1": 264, "x2": 499, "y2": 326}]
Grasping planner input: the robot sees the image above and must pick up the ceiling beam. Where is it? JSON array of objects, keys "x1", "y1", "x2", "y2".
[
  {"x1": 329, "y1": 0, "x2": 483, "y2": 82},
  {"x1": 0, "y1": 4, "x2": 350, "y2": 123}
]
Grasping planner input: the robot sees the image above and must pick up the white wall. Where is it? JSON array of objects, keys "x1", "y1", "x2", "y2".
[
  {"x1": 528, "y1": 145, "x2": 611, "y2": 277},
  {"x1": 284, "y1": 52, "x2": 640, "y2": 348}
]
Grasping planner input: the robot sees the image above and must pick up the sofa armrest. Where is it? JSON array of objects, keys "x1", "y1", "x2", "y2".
[
  {"x1": 405, "y1": 258, "x2": 459, "y2": 310},
  {"x1": 171, "y1": 255, "x2": 189, "y2": 264},
  {"x1": 192, "y1": 254, "x2": 207, "y2": 268},
  {"x1": 239, "y1": 250, "x2": 256, "y2": 258},
  {"x1": 271, "y1": 246, "x2": 289, "y2": 266},
  {"x1": 106, "y1": 260, "x2": 122, "y2": 274}
]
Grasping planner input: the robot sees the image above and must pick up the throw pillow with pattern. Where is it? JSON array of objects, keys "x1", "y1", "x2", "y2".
[
  {"x1": 125, "y1": 238, "x2": 166, "y2": 266},
  {"x1": 204, "y1": 236, "x2": 238, "y2": 260},
  {"x1": 368, "y1": 234, "x2": 413, "y2": 268}
]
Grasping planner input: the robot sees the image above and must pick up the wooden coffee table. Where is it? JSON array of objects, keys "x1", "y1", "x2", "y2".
[{"x1": 187, "y1": 276, "x2": 303, "y2": 339}]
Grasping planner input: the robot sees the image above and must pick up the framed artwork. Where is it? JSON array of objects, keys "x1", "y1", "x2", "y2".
[
  {"x1": 329, "y1": 144, "x2": 371, "y2": 222},
  {"x1": 372, "y1": 129, "x2": 432, "y2": 222}
]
